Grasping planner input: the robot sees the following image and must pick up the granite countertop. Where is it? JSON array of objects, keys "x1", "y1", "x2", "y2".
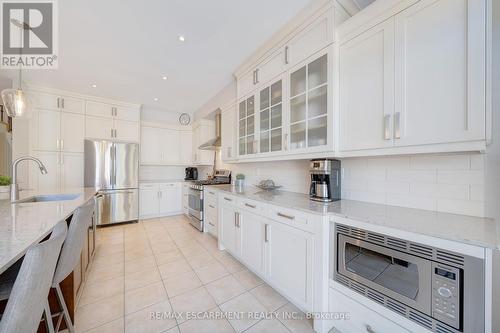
[
  {"x1": 209, "y1": 185, "x2": 500, "y2": 250},
  {"x1": 0, "y1": 187, "x2": 97, "y2": 274}
]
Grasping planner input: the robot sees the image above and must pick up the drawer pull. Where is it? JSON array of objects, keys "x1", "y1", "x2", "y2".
[
  {"x1": 209, "y1": 191, "x2": 215, "y2": 195},
  {"x1": 209, "y1": 205, "x2": 215, "y2": 209},
  {"x1": 277, "y1": 212, "x2": 295, "y2": 220},
  {"x1": 224, "y1": 197, "x2": 233, "y2": 202},
  {"x1": 245, "y1": 203, "x2": 256, "y2": 209},
  {"x1": 365, "y1": 325, "x2": 375, "y2": 333},
  {"x1": 209, "y1": 221, "x2": 215, "y2": 226}
]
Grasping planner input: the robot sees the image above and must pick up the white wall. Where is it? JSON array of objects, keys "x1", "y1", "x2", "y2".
[{"x1": 194, "y1": 81, "x2": 236, "y2": 121}]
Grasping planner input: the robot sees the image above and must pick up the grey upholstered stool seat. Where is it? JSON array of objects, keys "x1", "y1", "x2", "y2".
[
  {"x1": 0, "y1": 220, "x2": 67, "y2": 333},
  {"x1": 49, "y1": 199, "x2": 95, "y2": 333}
]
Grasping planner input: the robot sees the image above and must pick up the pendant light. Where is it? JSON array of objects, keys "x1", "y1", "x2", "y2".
[{"x1": 1, "y1": 18, "x2": 30, "y2": 117}]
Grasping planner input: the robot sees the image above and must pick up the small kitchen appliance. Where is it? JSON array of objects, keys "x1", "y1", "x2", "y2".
[
  {"x1": 309, "y1": 159, "x2": 341, "y2": 202},
  {"x1": 185, "y1": 167, "x2": 198, "y2": 180}
]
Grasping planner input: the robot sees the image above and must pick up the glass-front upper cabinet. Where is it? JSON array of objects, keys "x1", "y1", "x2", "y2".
[
  {"x1": 238, "y1": 95, "x2": 256, "y2": 156},
  {"x1": 289, "y1": 53, "x2": 328, "y2": 151},
  {"x1": 259, "y1": 79, "x2": 283, "y2": 153}
]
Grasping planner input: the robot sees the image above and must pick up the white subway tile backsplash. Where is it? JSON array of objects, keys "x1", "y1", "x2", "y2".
[
  {"x1": 410, "y1": 183, "x2": 469, "y2": 200},
  {"x1": 386, "y1": 193, "x2": 437, "y2": 211},
  {"x1": 436, "y1": 198, "x2": 484, "y2": 217},
  {"x1": 469, "y1": 185, "x2": 485, "y2": 201},
  {"x1": 437, "y1": 170, "x2": 484, "y2": 185},
  {"x1": 410, "y1": 154, "x2": 471, "y2": 170},
  {"x1": 470, "y1": 154, "x2": 485, "y2": 170},
  {"x1": 386, "y1": 169, "x2": 437, "y2": 183}
]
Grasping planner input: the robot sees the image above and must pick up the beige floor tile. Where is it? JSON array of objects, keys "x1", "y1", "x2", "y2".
[
  {"x1": 186, "y1": 254, "x2": 217, "y2": 270},
  {"x1": 125, "y1": 281, "x2": 168, "y2": 315},
  {"x1": 163, "y1": 270, "x2": 202, "y2": 297},
  {"x1": 170, "y1": 287, "x2": 216, "y2": 323},
  {"x1": 205, "y1": 275, "x2": 246, "y2": 304},
  {"x1": 250, "y1": 284, "x2": 288, "y2": 311},
  {"x1": 150, "y1": 241, "x2": 178, "y2": 254},
  {"x1": 124, "y1": 256, "x2": 156, "y2": 275},
  {"x1": 179, "y1": 244, "x2": 208, "y2": 258},
  {"x1": 84, "y1": 318, "x2": 124, "y2": 333},
  {"x1": 125, "y1": 267, "x2": 161, "y2": 291},
  {"x1": 125, "y1": 248, "x2": 153, "y2": 262},
  {"x1": 158, "y1": 258, "x2": 192, "y2": 279},
  {"x1": 92, "y1": 252, "x2": 125, "y2": 270},
  {"x1": 125, "y1": 300, "x2": 177, "y2": 333},
  {"x1": 75, "y1": 294, "x2": 124, "y2": 332},
  {"x1": 194, "y1": 262, "x2": 229, "y2": 284},
  {"x1": 219, "y1": 292, "x2": 267, "y2": 333},
  {"x1": 275, "y1": 303, "x2": 314, "y2": 333},
  {"x1": 80, "y1": 276, "x2": 124, "y2": 306},
  {"x1": 178, "y1": 307, "x2": 234, "y2": 333},
  {"x1": 87, "y1": 262, "x2": 124, "y2": 285},
  {"x1": 245, "y1": 319, "x2": 290, "y2": 333},
  {"x1": 95, "y1": 243, "x2": 124, "y2": 256},
  {"x1": 154, "y1": 249, "x2": 184, "y2": 266},
  {"x1": 233, "y1": 270, "x2": 264, "y2": 290}
]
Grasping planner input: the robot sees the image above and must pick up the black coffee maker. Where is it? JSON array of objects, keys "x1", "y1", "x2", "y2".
[
  {"x1": 185, "y1": 167, "x2": 198, "y2": 180},
  {"x1": 309, "y1": 159, "x2": 341, "y2": 202}
]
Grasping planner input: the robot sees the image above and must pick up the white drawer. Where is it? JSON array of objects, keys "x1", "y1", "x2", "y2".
[
  {"x1": 205, "y1": 188, "x2": 218, "y2": 200},
  {"x1": 139, "y1": 183, "x2": 159, "y2": 190},
  {"x1": 268, "y1": 205, "x2": 313, "y2": 233},
  {"x1": 220, "y1": 194, "x2": 239, "y2": 207},
  {"x1": 159, "y1": 182, "x2": 180, "y2": 189},
  {"x1": 329, "y1": 288, "x2": 411, "y2": 333},
  {"x1": 239, "y1": 198, "x2": 266, "y2": 214},
  {"x1": 205, "y1": 202, "x2": 217, "y2": 218}
]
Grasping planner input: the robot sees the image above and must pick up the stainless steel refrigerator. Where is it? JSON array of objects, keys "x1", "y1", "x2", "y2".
[{"x1": 84, "y1": 139, "x2": 139, "y2": 225}]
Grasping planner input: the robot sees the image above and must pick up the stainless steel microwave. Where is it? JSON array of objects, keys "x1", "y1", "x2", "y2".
[{"x1": 332, "y1": 223, "x2": 485, "y2": 333}]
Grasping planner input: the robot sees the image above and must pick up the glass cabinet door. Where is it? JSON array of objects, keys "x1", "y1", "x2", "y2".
[
  {"x1": 289, "y1": 54, "x2": 328, "y2": 150},
  {"x1": 238, "y1": 95, "x2": 256, "y2": 156},
  {"x1": 259, "y1": 80, "x2": 283, "y2": 153}
]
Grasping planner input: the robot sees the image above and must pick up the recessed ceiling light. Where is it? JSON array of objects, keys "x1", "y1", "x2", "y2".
[
  {"x1": 178, "y1": 35, "x2": 185, "y2": 42},
  {"x1": 91, "y1": 84, "x2": 97, "y2": 88},
  {"x1": 153, "y1": 98, "x2": 159, "y2": 101},
  {"x1": 162, "y1": 76, "x2": 167, "y2": 80}
]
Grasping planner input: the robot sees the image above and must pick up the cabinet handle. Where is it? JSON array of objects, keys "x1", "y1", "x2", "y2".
[
  {"x1": 284, "y1": 133, "x2": 288, "y2": 151},
  {"x1": 245, "y1": 203, "x2": 256, "y2": 209},
  {"x1": 57, "y1": 97, "x2": 60, "y2": 108},
  {"x1": 56, "y1": 139, "x2": 60, "y2": 149},
  {"x1": 114, "y1": 129, "x2": 117, "y2": 138},
  {"x1": 277, "y1": 212, "x2": 295, "y2": 220},
  {"x1": 285, "y1": 46, "x2": 289, "y2": 64},
  {"x1": 209, "y1": 204, "x2": 215, "y2": 209},
  {"x1": 111, "y1": 129, "x2": 114, "y2": 138},
  {"x1": 60, "y1": 139, "x2": 64, "y2": 150},
  {"x1": 383, "y1": 114, "x2": 391, "y2": 140},
  {"x1": 61, "y1": 98, "x2": 65, "y2": 109},
  {"x1": 114, "y1": 107, "x2": 118, "y2": 117},
  {"x1": 224, "y1": 197, "x2": 232, "y2": 202},
  {"x1": 394, "y1": 112, "x2": 401, "y2": 139},
  {"x1": 209, "y1": 191, "x2": 215, "y2": 195},
  {"x1": 236, "y1": 212, "x2": 240, "y2": 228},
  {"x1": 255, "y1": 69, "x2": 259, "y2": 84},
  {"x1": 253, "y1": 70, "x2": 257, "y2": 85},
  {"x1": 209, "y1": 221, "x2": 215, "y2": 226},
  {"x1": 264, "y1": 224, "x2": 269, "y2": 242}
]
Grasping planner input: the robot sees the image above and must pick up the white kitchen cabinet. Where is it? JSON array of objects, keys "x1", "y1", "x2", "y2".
[
  {"x1": 85, "y1": 115, "x2": 114, "y2": 140},
  {"x1": 240, "y1": 210, "x2": 266, "y2": 276},
  {"x1": 115, "y1": 105, "x2": 140, "y2": 122},
  {"x1": 237, "y1": 70, "x2": 257, "y2": 100},
  {"x1": 139, "y1": 182, "x2": 182, "y2": 218},
  {"x1": 162, "y1": 129, "x2": 181, "y2": 164},
  {"x1": 35, "y1": 108, "x2": 85, "y2": 152},
  {"x1": 114, "y1": 119, "x2": 139, "y2": 142},
  {"x1": 220, "y1": 202, "x2": 240, "y2": 255},
  {"x1": 258, "y1": 77, "x2": 284, "y2": 154},
  {"x1": 266, "y1": 220, "x2": 314, "y2": 311},
  {"x1": 140, "y1": 127, "x2": 163, "y2": 164},
  {"x1": 141, "y1": 126, "x2": 192, "y2": 165},
  {"x1": 329, "y1": 288, "x2": 411, "y2": 333},
  {"x1": 179, "y1": 130, "x2": 193, "y2": 165},
  {"x1": 139, "y1": 184, "x2": 160, "y2": 217},
  {"x1": 339, "y1": 18, "x2": 395, "y2": 151},
  {"x1": 205, "y1": 201, "x2": 218, "y2": 236},
  {"x1": 33, "y1": 151, "x2": 83, "y2": 190},
  {"x1": 159, "y1": 183, "x2": 182, "y2": 215},
  {"x1": 85, "y1": 101, "x2": 114, "y2": 119},
  {"x1": 238, "y1": 95, "x2": 257, "y2": 156},
  {"x1": 34, "y1": 92, "x2": 85, "y2": 114},
  {"x1": 221, "y1": 105, "x2": 236, "y2": 162},
  {"x1": 286, "y1": 10, "x2": 333, "y2": 68},
  {"x1": 288, "y1": 50, "x2": 331, "y2": 153},
  {"x1": 393, "y1": 0, "x2": 486, "y2": 147}
]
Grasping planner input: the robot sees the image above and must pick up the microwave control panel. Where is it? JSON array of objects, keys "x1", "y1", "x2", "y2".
[{"x1": 431, "y1": 263, "x2": 461, "y2": 330}]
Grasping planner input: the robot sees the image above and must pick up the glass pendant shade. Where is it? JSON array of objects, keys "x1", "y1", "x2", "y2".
[{"x1": 1, "y1": 89, "x2": 26, "y2": 117}]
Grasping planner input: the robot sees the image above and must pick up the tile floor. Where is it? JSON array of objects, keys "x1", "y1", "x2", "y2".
[{"x1": 75, "y1": 215, "x2": 315, "y2": 333}]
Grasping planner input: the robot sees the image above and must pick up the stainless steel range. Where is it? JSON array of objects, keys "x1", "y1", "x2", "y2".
[{"x1": 187, "y1": 169, "x2": 231, "y2": 231}]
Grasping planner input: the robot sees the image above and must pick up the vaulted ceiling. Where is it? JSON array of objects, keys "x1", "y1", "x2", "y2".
[{"x1": 1, "y1": 0, "x2": 316, "y2": 113}]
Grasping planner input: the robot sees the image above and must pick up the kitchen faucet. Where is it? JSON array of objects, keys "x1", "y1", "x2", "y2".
[{"x1": 11, "y1": 156, "x2": 48, "y2": 202}]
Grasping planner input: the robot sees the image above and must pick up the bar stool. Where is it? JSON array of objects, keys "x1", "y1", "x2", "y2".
[
  {"x1": 0, "y1": 220, "x2": 67, "y2": 333},
  {"x1": 50, "y1": 200, "x2": 95, "y2": 333}
]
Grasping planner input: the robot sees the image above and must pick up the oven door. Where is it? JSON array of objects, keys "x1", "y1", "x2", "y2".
[
  {"x1": 337, "y1": 234, "x2": 432, "y2": 315},
  {"x1": 188, "y1": 188, "x2": 203, "y2": 221}
]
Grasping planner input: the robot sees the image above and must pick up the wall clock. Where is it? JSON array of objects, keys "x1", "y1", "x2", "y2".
[{"x1": 179, "y1": 113, "x2": 191, "y2": 125}]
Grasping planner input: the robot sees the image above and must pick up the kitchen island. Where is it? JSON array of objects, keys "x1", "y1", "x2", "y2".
[{"x1": 0, "y1": 187, "x2": 98, "y2": 331}]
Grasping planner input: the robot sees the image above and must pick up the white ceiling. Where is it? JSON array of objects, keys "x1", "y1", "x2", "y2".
[{"x1": 1, "y1": 0, "x2": 314, "y2": 113}]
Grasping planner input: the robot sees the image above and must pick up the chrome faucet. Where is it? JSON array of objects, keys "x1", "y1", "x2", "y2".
[{"x1": 11, "y1": 156, "x2": 48, "y2": 202}]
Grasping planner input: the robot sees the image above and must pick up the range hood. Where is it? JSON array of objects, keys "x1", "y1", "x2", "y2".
[{"x1": 198, "y1": 111, "x2": 221, "y2": 150}]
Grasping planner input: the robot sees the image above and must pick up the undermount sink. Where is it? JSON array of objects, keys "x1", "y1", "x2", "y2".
[{"x1": 15, "y1": 193, "x2": 81, "y2": 203}]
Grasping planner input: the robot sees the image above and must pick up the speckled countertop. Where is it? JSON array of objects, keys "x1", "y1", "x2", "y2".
[
  {"x1": 0, "y1": 187, "x2": 97, "y2": 274},
  {"x1": 209, "y1": 185, "x2": 500, "y2": 250},
  {"x1": 139, "y1": 179, "x2": 188, "y2": 183}
]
